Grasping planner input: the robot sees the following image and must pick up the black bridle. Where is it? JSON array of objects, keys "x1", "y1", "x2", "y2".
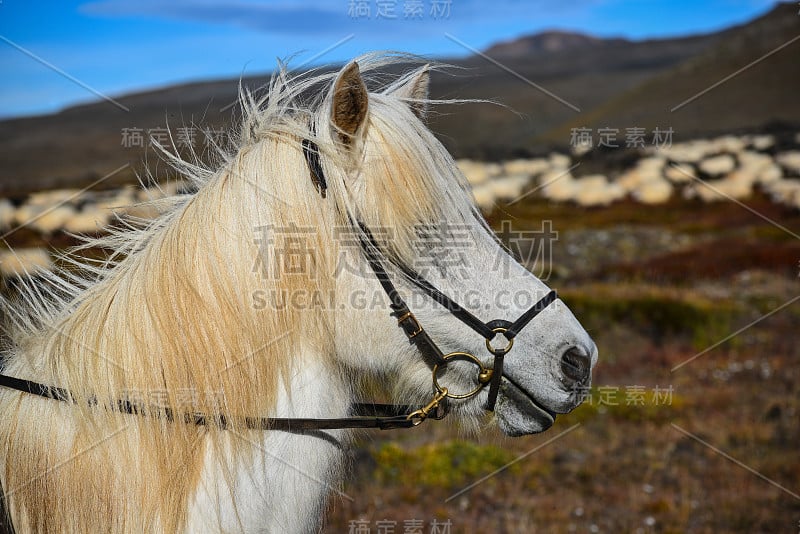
[
  {"x1": 0, "y1": 139, "x2": 557, "y2": 432},
  {"x1": 357, "y1": 220, "x2": 557, "y2": 415}
]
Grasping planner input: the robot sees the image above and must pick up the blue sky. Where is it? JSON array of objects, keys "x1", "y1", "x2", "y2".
[{"x1": 0, "y1": 0, "x2": 779, "y2": 119}]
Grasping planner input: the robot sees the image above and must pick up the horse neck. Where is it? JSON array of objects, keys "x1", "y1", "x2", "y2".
[
  {"x1": 187, "y1": 346, "x2": 351, "y2": 533},
  {"x1": 13, "y1": 169, "x2": 353, "y2": 532}
]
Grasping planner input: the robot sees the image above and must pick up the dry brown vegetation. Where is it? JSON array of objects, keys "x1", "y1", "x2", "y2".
[
  {"x1": 323, "y1": 196, "x2": 800, "y2": 533},
  {"x1": 0, "y1": 181, "x2": 797, "y2": 534}
]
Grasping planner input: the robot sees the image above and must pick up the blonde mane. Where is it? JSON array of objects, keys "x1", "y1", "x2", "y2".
[{"x1": 0, "y1": 54, "x2": 486, "y2": 532}]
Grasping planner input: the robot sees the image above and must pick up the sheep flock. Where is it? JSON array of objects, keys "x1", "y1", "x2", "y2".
[
  {"x1": 463, "y1": 132, "x2": 800, "y2": 210},
  {"x1": 1, "y1": 132, "x2": 799, "y2": 279}
]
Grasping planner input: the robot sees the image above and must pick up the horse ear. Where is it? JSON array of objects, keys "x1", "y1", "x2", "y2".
[
  {"x1": 331, "y1": 61, "x2": 369, "y2": 146},
  {"x1": 391, "y1": 65, "x2": 430, "y2": 120}
]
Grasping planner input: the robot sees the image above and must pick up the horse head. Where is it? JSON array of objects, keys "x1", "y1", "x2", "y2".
[{"x1": 306, "y1": 59, "x2": 597, "y2": 436}]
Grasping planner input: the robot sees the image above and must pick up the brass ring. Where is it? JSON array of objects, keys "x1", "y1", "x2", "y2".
[
  {"x1": 485, "y1": 327, "x2": 514, "y2": 355},
  {"x1": 432, "y1": 352, "x2": 492, "y2": 400}
]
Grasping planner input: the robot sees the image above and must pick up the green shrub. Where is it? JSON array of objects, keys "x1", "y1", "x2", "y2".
[
  {"x1": 562, "y1": 288, "x2": 740, "y2": 349},
  {"x1": 372, "y1": 440, "x2": 519, "y2": 489}
]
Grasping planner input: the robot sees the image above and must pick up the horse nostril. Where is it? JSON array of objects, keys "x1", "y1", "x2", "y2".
[{"x1": 561, "y1": 347, "x2": 591, "y2": 385}]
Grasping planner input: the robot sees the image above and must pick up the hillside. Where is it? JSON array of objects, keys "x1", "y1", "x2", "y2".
[
  {"x1": 428, "y1": 29, "x2": 720, "y2": 158},
  {"x1": 0, "y1": 3, "x2": 797, "y2": 194},
  {"x1": 540, "y1": 2, "x2": 800, "y2": 146}
]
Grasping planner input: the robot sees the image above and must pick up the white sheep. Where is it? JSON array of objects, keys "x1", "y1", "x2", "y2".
[
  {"x1": 571, "y1": 141, "x2": 592, "y2": 156},
  {"x1": 138, "y1": 184, "x2": 170, "y2": 202},
  {"x1": 717, "y1": 151, "x2": 772, "y2": 195},
  {"x1": 13, "y1": 203, "x2": 46, "y2": 227},
  {"x1": 488, "y1": 174, "x2": 531, "y2": 200},
  {"x1": 470, "y1": 182, "x2": 497, "y2": 212},
  {"x1": 484, "y1": 162, "x2": 503, "y2": 177},
  {"x1": 548, "y1": 152, "x2": 571, "y2": 170},
  {"x1": 709, "y1": 135, "x2": 745, "y2": 154},
  {"x1": 638, "y1": 156, "x2": 667, "y2": 170},
  {"x1": 749, "y1": 134, "x2": 774, "y2": 151},
  {"x1": 698, "y1": 154, "x2": 736, "y2": 176},
  {"x1": 93, "y1": 186, "x2": 136, "y2": 213},
  {"x1": 457, "y1": 159, "x2": 491, "y2": 186},
  {"x1": 63, "y1": 206, "x2": 111, "y2": 234},
  {"x1": 716, "y1": 174, "x2": 754, "y2": 200},
  {"x1": 617, "y1": 159, "x2": 665, "y2": 192},
  {"x1": 737, "y1": 151, "x2": 772, "y2": 174},
  {"x1": 0, "y1": 199, "x2": 16, "y2": 230},
  {"x1": 539, "y1": 170, "x2": 578, "y2": 202},
  {"x1": 0, "y1": 248, "x2": 53, "y2": 278},
  {"x1": 502, "y1": 158, "x2": 550, "y2": 177},
  {"x1": 123, "y1": 202, "x2": 162, "y2": 220},
  {"x1": 29, "y1": 205, "x2": 77, "y2": 235},
  {"x1": 688, "y1": 177, "x2": 752, "y2": 203},
  {"x1": 776, "y1": 151, "x2": 800, "y2": 176},
  {"x1": 136, "y1": 180, "x2": 191, "y2": 201},
  {"x1": 664, "y1": 163, "x2": 695, "y2": 184},
  {"x1": 632, "y1": 178, "x2": 673, "y2": 204},
  {"x1": 764, "y1": 180, "x2": 800, "y2": 208},
  {"x1": 661, "y1": 140, "x2": 712, "y2": 163},
  {"x1": 574, "y1": 174, "x2": 625, "y2": 207},
  {"x1": 27, "y1": 189, "x2": 82, "y2": 207},
  {"x1": 757, "y1": 163, "x2": 783, "y2": 184}
]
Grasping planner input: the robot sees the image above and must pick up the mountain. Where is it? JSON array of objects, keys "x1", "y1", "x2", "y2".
[
  {"x1": 0, "y1": 76, "x2": 271, "y2": 195},
  {"x1": 0, "y1": 3, "x2": 797, "y2": 195},
  {"x1": 484, "y1": 31, "x2": 627, "y2": 57},
  {"x1": 428, "y1": 29, "x2": 722, "y2": 158},
  {"x1": 538, "y1": 1, "x2": 800, "y2": 146},
  {"x1": 430, "y1": 2, "x2": 799, "y2": 158}
]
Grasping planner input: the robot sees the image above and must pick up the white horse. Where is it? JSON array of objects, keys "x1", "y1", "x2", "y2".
[{"x1": 0, "y1": 55, "x2": 597, "y2": 533}]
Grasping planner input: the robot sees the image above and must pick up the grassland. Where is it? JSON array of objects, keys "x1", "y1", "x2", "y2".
[
  {"x1": 0, "y1": 190, "x2": 797, "y2": 533},
  {"x1": 323, "y1": 195, "x2": 800, "y2": 533}
]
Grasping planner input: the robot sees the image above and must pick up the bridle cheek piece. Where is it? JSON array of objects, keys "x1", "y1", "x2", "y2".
[{"x1": 0, "y1": 139, "x2": 557, "y2": 432}]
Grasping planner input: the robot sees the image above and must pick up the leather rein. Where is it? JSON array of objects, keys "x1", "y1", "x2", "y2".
[{"x1": 0, "y1": 139, "x2": 557, "y2": 432}]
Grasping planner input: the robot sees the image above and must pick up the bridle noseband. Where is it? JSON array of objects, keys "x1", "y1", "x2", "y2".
[{"x1": 0, "y1": 138, "x2": 557, "y2": 433}]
